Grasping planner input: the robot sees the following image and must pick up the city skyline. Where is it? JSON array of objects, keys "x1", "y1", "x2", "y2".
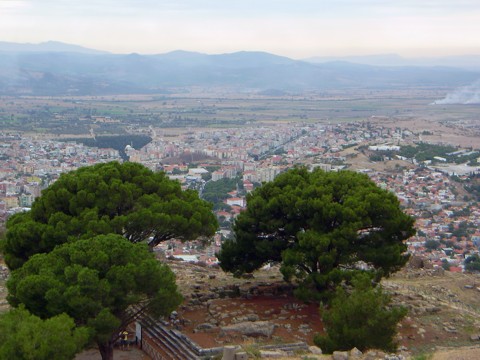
[{"x1": 1, "y1": 0, "x2": 479, "y2": 58}]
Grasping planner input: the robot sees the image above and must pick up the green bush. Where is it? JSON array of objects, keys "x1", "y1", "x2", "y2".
[{"x1": 314, "y1": 274, "x2": 407, "y2": 354}]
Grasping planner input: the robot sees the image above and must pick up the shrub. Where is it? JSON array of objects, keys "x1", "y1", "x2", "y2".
[{"x1": 314, "y1": 274, "x2": 407, "y2": 353}]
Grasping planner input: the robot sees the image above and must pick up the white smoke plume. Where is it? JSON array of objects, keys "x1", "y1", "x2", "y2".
[{"x1": 433, "y1": 80, "x2": 480, "y2": 105}]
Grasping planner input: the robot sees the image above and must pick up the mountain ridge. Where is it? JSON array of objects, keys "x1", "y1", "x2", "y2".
[
  {"x1": 0, "y1": 40, "x2": 109, "y2": 54},
  {"x1": 0, "y1": 41, "x2": 479, "y2": 95},
  {"x1": 306, "y1": 53, "x2": 480, "y2": 70}
]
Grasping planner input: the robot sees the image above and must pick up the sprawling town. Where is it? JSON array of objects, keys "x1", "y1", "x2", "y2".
[{"x1": 1, "y1": 119, "x2": 480, "y2": 272}]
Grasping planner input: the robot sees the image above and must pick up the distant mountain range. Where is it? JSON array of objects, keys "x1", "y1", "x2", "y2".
[
  {"x1": 305, "y1": 54, "x2": 480, "y2": 71},
  {"x1": 0, "y1": 41, "x2": 108, "y2": 54},
  {"x1": 0, "y1": 41, "x2": 479, "y2": 95}
]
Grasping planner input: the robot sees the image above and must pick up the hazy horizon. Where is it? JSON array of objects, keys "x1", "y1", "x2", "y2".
[
  {"x1": 1, "y1": 0, "x2": 479, "y2": 59},
  {"x1": 4, "y1": 40, "x2": 480, "y2": 61}
]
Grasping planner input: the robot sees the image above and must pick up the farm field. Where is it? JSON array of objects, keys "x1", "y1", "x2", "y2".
[{"x1": 1, "y1": 88, "x2": 478, "y2": 137}]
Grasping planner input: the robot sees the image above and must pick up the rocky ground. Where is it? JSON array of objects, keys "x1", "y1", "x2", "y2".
[
  {"x1": 165, "y1": 257, "x2": 480, "y2": 359},
  {"x1": 168, "y1": 259, "x2": 322, "y2": 349}
]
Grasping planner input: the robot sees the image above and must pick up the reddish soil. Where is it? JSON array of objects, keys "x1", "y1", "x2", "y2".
[{"x1": 177, "y1": 295, "x2": 324, "y2": 349}]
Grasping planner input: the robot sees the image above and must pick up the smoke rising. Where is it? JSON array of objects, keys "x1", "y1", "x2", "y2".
[{"x1": 433, "y1": 80, "x2": 480, "y2": 105}]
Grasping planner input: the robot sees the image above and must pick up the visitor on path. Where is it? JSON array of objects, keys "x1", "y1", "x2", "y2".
[{"x1": 120, "y1": 330, "x2": 129, "y2": 350}]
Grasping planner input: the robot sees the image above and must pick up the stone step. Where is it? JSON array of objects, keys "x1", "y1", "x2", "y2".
[
  {"x1": 142, "y1": 320, "x2": 186, "y2": 359},
  {"x1": 139, "y1": 312, "x2": 198, "y2": 360},
  {"x1": 130, "y1": 306, "x2": 195, "y2": 359},
  {"x1": 142, "y1": 325, "x2": 181, "y2": 360},
  {"x1": 169, "y1": 329, "x2": 223, "y2": 357}
]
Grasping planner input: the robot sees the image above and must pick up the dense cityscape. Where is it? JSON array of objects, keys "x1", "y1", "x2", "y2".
[{"x1": 2, "y1": 119, "x2": 480, "y2": 272}]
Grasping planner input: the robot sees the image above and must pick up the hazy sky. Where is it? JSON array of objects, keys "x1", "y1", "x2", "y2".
[{"x1": 1, "y1": 0, "x2": 479, "y2": 58}]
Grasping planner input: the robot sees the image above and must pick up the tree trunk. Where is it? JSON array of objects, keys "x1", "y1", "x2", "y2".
[{"x1": 98, "y1": 341, "x2": 114, "y2": 360}]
